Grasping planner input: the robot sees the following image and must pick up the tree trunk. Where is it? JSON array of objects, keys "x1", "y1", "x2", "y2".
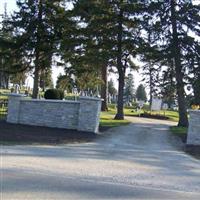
[
  {"x1": 32, "y1": 0, "x2": 43, "y2": 99},
  {"x1": 101, "y1": 65, "x2": 108, "y2": 111},
  {"x1": 170, "y1": 0, "x2": 188, "y2": 127},
  {"x1": 114, "y1": 9, "x2": 124, "y2": 120},
  {"x1": 115, "y1": 69, "x2": 125, "y2": 119},
  {"x1": 149, "y1": 66, "x2": 153, "y2": 107},
  {"x1": 193, "y1": 59, "x2": 200, "y2": 105},
  {"x1": 0, "y1": 72, "x2": 3, "y2": 88},
  {"x1": 193, "y1": 75, "x2": 200, "y2": 105},
  {"x1": 32, "y1": 52, "x2": 40, "y2": 99},
  {"x1": 5, "y1": 74, "x2": 9, "y2": 89}
]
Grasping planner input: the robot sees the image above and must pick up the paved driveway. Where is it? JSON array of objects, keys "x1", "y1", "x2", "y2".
[{"x1": 1, "y1": 117, "x2": 200, "y2": 199}]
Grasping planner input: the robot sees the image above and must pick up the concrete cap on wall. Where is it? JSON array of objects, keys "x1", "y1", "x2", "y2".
[
  {"x1": 188, "y1": 109, "x2": 200, "y2": 113},
  {"x1": 79, "y1": 96, "x2": 103, "y2": 101},
  {"x1": 8, "y1": 93, "x2": 26, "y2": 97}
]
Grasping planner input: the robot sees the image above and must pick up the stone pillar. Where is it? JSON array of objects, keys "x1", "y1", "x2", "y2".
[
  {"x1": 78, "y1": 96, "x2": 102, "y2": 133},
  {"x1": 7, "y1": 94, "x2": 25, "y2": 123},
  {"x1": 187, "y1": 110, "x2": 200, "y2": 146}
]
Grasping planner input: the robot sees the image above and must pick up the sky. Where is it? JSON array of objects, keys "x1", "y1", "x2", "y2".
[{"x1": 0, "y1": 0, "x2": 143, "y2": 90}]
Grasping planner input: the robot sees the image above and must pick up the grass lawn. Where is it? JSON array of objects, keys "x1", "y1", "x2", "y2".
[
  {"x1": 100, "y1": 112, "x2": 130, "y2": 128},
  {"x1": 0, "y1": 95, "x2": 8, "y2": 100},
  {"x1": 0, "y1": 107, "x2": 7, "y2": 112},
  {"x1": 106, "y1": 105, "x2": 179, "y2": 122},
  {"x1": 124, "y1": 108, "x2": 179, "y2": 122},
  {"x1": 170, "y1": 126, "x2": 187, "y2": 135},
  {"x1": 170, "y1": 126, "x2": 187, "y2": 142},
  {"x1": 0, "y1": 98, "x2": 8, "y2": 119},
  {"x1": 161, "y1": 110, "x2": 179, "y2": 122},
  {"x1": 0, "y1": 89, "x2": 10, "y2": 94}
]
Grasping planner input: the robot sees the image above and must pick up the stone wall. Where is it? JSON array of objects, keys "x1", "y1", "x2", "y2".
[
  {"x1": 7, "y1": 94, "x2": 102, "y2": 133},
  {"x1": 187, "y1": 110, "x2": 200, "y2": 146}
]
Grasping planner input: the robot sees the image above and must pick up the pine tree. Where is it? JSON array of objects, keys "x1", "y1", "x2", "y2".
[
  {"x1": 141, "y1": 0, "x2": 200, "y2": 127},
  {"x1": 138, "y1": 31, "x2": 161, "y2": 106},
  {"x1": 0, "y1": 3, "x2": 14, "y2": 89},
  {"x1": 40, "y1": 68, "x2": 54, "y2": 91},
  {"x1": 184, "y1": 42, "x2": 200, "y2": 105},
  {"x1": 56, "y1": 73, "x2": 74, "y2": 92},
  {"x1": 124, "y1": 73, "x2": 135, "y2": 103},
  {"x1": 160, "y1": 63, "x2": 176, "y2": 108},
  {"x1": 10, "y1": 0, "x2": 65, "y2": 98},
  {"x1": 62, "y1": 0, "x2": 143, "y2": 119},
  {"x1": 136, "y1": 84, "x2": 147, "y2": 102},
  {"x1": 108, "y1": 79, "x2": 117, "y2": 97}
]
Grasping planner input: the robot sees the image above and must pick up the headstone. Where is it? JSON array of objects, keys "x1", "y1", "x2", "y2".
[
  {"x1": 14, "y1": 84, "x2": 20, "y2": 94},
  {"x1": 162, "y1": 103, "x2": 168, "y2": 110},
  {"x1": 151, "y1": 98, "x2": 162, "y2": 111},
  {"x1": 80, "y1": 91, "x2": 85, "y2": 96},
  {"x1": 138, "y1": 100, "x2": 144, "y2": 109},
  {"x1": 108, "y1": 93, "x2": 111, "y2": 104}
]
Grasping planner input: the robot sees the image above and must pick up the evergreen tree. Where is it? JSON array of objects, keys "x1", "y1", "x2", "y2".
[
  {"x1": 124, "y1": 73, "x2": 135, "y2": 103},
  {"x1": 0, "y1": 3, "x2": 17, "y2": 89},
  {"x1": 160, "y1": 66, "x2": 176, "y2": 108},
  {"x1": 141, "y1": 0, "x2": 200, "y2": 127},
  {"x1": 0, "y1": 4, "x2": 9, "y2": 89},
  {"x1": 108, "y1": 79, "x2": 117, "y2": 97},
  {"x1": 56, "y1": 73, "x2": 74, "y2": 92},
  {"x1": 142, "y1": 62, "x2": 160, "y2": 106},
  {"x1": 183, "y1": 39, "x2": 200, "y2": 105},
  {"x1": 136, "y1": 84, "x2": 147, "y2": 102},
  {"x1": 138, "y1": 31, "x2": 162, "y2": 106},
  {"x1": 62, "y1": 0, "x2": 143, "y2": 119},
  {"x1": 40, "y1": 68, "x2": 54, "y2": 91},
  {"x1": 10, "y1": 0, "x2": 65, "y2": 98}
]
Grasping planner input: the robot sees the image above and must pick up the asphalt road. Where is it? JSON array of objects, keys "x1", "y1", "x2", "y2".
[{"x1": 1, "y1": 117, "x2": 200, "y2": 199}]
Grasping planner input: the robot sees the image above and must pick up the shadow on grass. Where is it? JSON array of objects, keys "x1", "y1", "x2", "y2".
[{"x1": 0, "y1": 120, "x2": 100, "y2": 145}]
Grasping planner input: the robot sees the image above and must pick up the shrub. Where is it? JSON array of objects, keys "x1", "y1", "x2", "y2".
[
  {"x1": 44, "y1": 89, "x2": 64, "y2": 100},
  {"x1": 58, "y1": 90, "x2": 64, "y2": 100}
]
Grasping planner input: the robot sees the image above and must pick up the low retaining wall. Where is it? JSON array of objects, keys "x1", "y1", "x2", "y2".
[
  {"x1": 187, "y1": 110, "x2": 200, "y2": 146},
  {"x1": 7, "y1": 94, "x2": 102, "y2": 133}
]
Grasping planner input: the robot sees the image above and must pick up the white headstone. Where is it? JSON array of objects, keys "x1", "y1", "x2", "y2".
[
  {"x1": 138, "y1": 100, "x2": 144, "y2": 109},
  {"x1": 151, "y1": 98, "x2": 162, "y2": 111},
  {"x1": 14, "y1": 84, "x2": 20, "y2": 94},
  {"x1": 162, "y1": 103, "x2": 168, "y2": 110}
]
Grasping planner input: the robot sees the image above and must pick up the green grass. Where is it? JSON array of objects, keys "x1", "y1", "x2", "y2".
[
  {"x1": 0, "y1": 94, "x2": 8, "y2": 119},
  {"x1": 124, "y1": 108, "x2": 179, "y2": 122},
  {"x1": 0, "y1": 106, "x2": 7, "y2": 118},
  {"x1": 100, "y1": 112, "x2": 130, "y2": 127},
  {"x1": 125, "y1": 109, "x2": 179, "y2": 122},
  {"x1": 0, "y1": 96, "x2": 8, "y2": 100},
  {"x1": 170, "y1": 126, "x2": 187, "y2": 136},
  {"x1": 100, "y1": 105, "x2": 179, "y2": 128},
  {"x1": 124, "y1": 108, "x2": 142, "y2": 116},
  {"x1": 116, "y1": 106, "x2": 179, "y2": 122},
  {"x1": 162, "y1": 110, "x2": 179, "y2": 122},
  {"x1": 0, "y1": 89, "x2": 10, "y2": 94},
  {"x1": 170, "y1": 126, "x2": 187, "y2": 143}
]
